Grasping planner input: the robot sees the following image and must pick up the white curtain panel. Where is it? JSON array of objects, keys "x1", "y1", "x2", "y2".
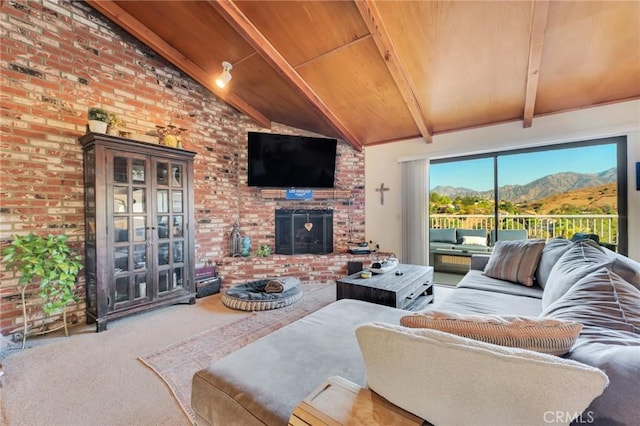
[{"x1": 401, "y1": 159, "x2": 428, "y2": 265}]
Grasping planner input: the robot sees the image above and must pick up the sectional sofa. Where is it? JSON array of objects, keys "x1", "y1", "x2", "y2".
[{"x1": 191, "y1": 238, "x2": 639, "y2": 425}]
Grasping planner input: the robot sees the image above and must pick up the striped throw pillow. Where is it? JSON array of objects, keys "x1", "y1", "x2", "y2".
[
  {"x1": 400, "y1": 310, "x2": 582, "y2": 356},
  {"x1": 484, "y1": 239, "x2": 545, "y2": 286}
]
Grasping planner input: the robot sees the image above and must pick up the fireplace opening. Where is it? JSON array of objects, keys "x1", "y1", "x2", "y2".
[{"x1": 275, "y1": 209, "x2": 333, "y2": 255}]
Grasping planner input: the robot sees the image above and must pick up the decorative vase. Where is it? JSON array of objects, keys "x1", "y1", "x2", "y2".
[
  {"x1": 230, "y1": 222, "x2": 242, "y2": 257},
  {"x1": 88, "y1": 120, "x2": 108, "y2": 134},
  {"x1": 107, "y1": 126, "x2": 119, "y2": 136},
  {"x1": 241, "y1": 236, "x2": 252, "y2": 257}
]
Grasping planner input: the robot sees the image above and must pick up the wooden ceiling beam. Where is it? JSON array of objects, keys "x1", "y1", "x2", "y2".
[
  {"x1": 523, "y1": 0, "x2": 550, "y2": 128},
  {"x1": 85, "y1": 0, "x2": 271, "y2": 128},
  {"x1": 354, "y1": 0, "x2": 433, "y2": 143},
  {"x1": 208, "y1": 0, "x2": 363, "y2": 151}
]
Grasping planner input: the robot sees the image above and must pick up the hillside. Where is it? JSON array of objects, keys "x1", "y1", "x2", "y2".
[
  {"x1": 518, "y1": 183, "x2": 617, "y2": 214},
  {"x1": 432, "y1": 168, "x2": 616, "y2": 203}
]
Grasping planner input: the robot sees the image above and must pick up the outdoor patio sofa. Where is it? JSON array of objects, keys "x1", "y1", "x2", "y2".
[
  {"x1": 429, "y1": 228, "x2": 528, "y2": 252},
  {"x1": 191, "y1": 237, "x2": 639, "y2": 426},
  {"x1": 428, "y1": 228, "x2": 527, "y2": 270}
]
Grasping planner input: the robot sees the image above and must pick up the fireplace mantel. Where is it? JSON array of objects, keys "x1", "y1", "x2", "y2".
[{"x1": 260, "y1": 189, "x2": 351, "y2": 200}]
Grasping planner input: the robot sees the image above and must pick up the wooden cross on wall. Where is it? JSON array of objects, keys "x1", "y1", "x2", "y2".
[{"x1": 376, "y1": 183, "x2": 389, "y2": 205}]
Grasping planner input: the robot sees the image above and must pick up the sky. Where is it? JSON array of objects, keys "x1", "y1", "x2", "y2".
[{"x1": 429, "y1": 143, "x2": 618, "y2": 191}]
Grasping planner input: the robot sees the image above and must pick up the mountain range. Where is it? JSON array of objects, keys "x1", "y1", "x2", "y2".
[{"x1": 431, "y1": 168, "x2": 617, "y2": 203}]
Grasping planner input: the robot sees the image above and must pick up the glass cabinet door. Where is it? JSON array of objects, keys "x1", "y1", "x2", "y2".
[
  {"x1": 108, "y1": 152, "x2": 151, "y2": 309},
  {"x1": 154, "y1": 160, "x2": 187, "y2": 295}
]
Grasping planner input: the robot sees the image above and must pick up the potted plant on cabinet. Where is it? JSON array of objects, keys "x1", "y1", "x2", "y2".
[
  {"x1": 2, "y1": 233, "x2": 83, "y2": 349},
  {"x1": 87, "y1": 107, "x2": 110, "y2": 133}
]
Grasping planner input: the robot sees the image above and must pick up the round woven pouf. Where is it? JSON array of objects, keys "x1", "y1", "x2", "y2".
[{"x1": 222, "y1": 279, "x2": 303, "y2": 311}]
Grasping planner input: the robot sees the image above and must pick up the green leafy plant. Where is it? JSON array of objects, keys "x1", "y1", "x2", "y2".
[
  {"x1": 87, "y1": 107, "x2": 110, "y2": 123},
  {"x1": 2, "y1": 234, "x2": 83, "y2": 348},
  {"x1": 254, "y1": 245, "x2": 271, "y2": 257}
]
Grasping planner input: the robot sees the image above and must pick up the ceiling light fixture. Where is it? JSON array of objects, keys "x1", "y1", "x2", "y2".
[{"x1": 215, "y1": 61, "x2": 233, "y2": 88}]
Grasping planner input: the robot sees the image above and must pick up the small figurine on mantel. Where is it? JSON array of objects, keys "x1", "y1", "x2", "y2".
[
  {"x1": 156, "y1": 119, "x2": 187, "y2": 149},
  {"x1": 230, "y1": 222, "x2": 243, "y2": 257}
]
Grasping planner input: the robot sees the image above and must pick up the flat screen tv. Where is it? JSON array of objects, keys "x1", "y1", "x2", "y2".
[{"x1": 247, "y1": 132, "x2": 337, "y2": 188}]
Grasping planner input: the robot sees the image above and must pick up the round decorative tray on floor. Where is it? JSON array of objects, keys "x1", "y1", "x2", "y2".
[{"x1": 222, "y1": 279, "x2": 303, "y2": 311}]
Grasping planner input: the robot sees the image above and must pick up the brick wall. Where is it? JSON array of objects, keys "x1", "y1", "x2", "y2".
[{"x1": 0, "y1": 1, "x2": 365, "y2": 337}]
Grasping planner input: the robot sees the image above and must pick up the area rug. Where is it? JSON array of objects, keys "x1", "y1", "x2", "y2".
[{"x1": 139, "y1": 283, "x2": 336, "y2": 423}]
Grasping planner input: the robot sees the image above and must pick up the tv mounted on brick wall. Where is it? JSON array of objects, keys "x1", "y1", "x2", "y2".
[{"x1": 247, "y1": 131, "x2": 337, "y2": 188}]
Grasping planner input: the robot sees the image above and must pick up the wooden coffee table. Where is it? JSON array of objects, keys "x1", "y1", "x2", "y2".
[{"x1": 336, "y1": 264, "x2": 433, "y2": 311}]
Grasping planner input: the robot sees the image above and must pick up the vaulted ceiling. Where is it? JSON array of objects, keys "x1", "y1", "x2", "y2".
[{"x1": 87, "y1": 1, "x2": 640, "y2": 151}]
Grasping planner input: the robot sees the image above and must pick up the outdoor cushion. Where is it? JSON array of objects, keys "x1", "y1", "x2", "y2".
[
  {"x1": 356, "y1": 322, "x2": 608, "y2": 426},
  {"x1": 429, "y1": 228, "x2": 456, "y2": 243},
  {"x1": 489, "y1": 229, "x2": 528, "y2": 245}
]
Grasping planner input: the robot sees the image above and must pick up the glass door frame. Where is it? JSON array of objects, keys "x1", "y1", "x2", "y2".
[{"x1": 429, "y1": 136, "x2": 628, "y2": 255}]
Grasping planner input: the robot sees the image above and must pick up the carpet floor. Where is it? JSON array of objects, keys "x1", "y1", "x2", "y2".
[
  {"x1": 1, "y1": 283, "x2": 452, "y2": 425},
  {"x1": 139, "y1": 283, "x2": 336, "y2": 423}
]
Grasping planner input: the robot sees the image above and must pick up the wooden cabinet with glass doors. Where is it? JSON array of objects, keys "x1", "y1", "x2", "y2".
[{"x1": 80, "y1": 133, "x2": 196, "y2": 332}]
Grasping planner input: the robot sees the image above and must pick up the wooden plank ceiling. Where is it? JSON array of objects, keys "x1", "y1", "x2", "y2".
[{"x1": 88, "y1": 1, "x2": 640, "y2": 151}]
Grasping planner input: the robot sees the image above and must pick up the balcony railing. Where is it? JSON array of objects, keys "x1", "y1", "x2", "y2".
[{"x1": 429, "y1": 214, "x2": 618, "y2": 245}]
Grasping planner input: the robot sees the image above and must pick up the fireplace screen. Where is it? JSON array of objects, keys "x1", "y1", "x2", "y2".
[{"x1": 275, "y1": 209, "x2": 333, "y2": 255}]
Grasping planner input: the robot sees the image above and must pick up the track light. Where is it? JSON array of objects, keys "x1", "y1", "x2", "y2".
[{"x1": 215, "y1": 61, "x2": 233, "y2": 88}]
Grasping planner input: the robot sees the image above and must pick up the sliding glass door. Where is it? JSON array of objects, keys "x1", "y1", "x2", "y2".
[{"x1": 428, "y1": 137, "x2": 627, "y2": 273}]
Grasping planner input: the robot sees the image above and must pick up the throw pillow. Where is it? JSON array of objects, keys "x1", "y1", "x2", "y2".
[
  {"x1": 541, "y1": 239, "x2": 609, "y2": 309},
  {"x1": 456, "y1": 228, "x2": 487, "y2": 244},
  {"x1": 461, "y1": 235, "x2": 487, "y2": 246},
  {"x1": 535, "y1": 237, "x2": 573, "y2": 289},
  {"x1": 483, "y1": 239, "x2": 545, "y2": 286},
  {"x1": 356, "y1": 322, "x2": 608, "y2": 426},
  {"x1": 542, "y1": 267, "x2": 640, "y2": 333},
  {"x1": 400, "y1": 310, "x2": 582, "y2": 355}
]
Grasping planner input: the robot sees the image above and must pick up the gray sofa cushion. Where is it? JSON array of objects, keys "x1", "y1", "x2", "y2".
[
  {"x1": 191, "y1": 299, "x2": 407, "y2": 426},
  {"x1": 542, "y1": 267, "x2": 640, "y2": 333},
  {"x1": 541, "y1": 267, "x2": 640, "y2": 425},
  {"x1": 436, "y1": 287, "x2": 543, "y2": 317},
  {"x1": 542, "y1": 240, "x2": 610, "y2": 309},
  {"x1": 608, "y1": 251, "x2": 640, "y2": 291},
  {"x1": 458, "y1": 270, "x2": 544, "y2": 299},
  {"x1": 535, "y1": 237, "x2": 573, "y2": 288},
  {"x1": 567, "y1": 337, "x2": 640, "y2": 426},
  {"x1": 430, "y1": 228, "x2": 456, "y2": 243}
]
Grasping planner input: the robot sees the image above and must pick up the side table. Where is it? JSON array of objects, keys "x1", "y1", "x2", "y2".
[{"x1": 289, "y1": 375, "x2": 423, "y2": 425}]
